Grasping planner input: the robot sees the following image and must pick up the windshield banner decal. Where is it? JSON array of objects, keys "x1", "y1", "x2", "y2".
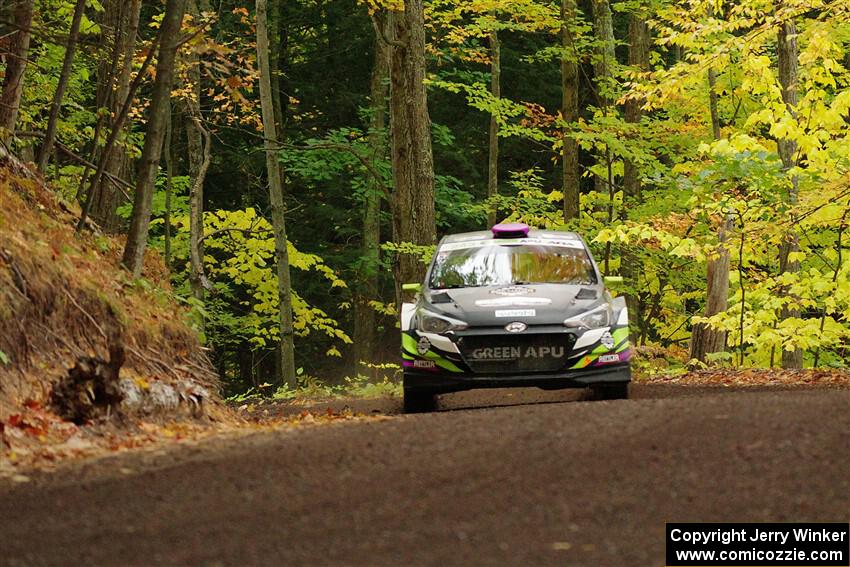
[{"x1": 440, "y1": 238, "x2": 585, "y2": 251}]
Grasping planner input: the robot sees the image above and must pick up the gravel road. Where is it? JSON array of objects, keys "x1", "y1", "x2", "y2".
[{"x1": 1, "y1": 385, "x2": 847, "y2": 566}]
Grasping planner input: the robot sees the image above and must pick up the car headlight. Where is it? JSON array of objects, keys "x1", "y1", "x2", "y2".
[
  {"x1": 564, "y1": 304, "x2": 611, "y2": 330},
  {"x1": 417, "y1": 308, "x2": 468, "y2": 334}
]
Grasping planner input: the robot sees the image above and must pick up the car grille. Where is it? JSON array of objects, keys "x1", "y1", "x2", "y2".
[{"x1": 457, "y1": 333, "x2": 576, "y2": 374}]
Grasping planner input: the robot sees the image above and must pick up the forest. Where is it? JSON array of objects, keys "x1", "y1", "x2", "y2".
[{"x1": 1, "y1": 0, "x2": 848, "y2": 396}]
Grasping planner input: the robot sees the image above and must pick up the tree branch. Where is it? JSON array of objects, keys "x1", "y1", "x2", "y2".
[{"x1": 371, "y1": 11, "x2": 405, "y2": 48}]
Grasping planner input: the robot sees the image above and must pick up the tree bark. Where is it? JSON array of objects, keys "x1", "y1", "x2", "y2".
[
  {"x1": 36, "y1": 0, "x2": 87, "y2": 173},
  {"x1": 91, "y1": 0, "x2": 142, "y2": 231},
  {"x1": 708, "y1": 68, "x2": 721, "y2": 140},
  {"x1": 388, "y1": 0, "x2": 436, "y2": 307},
  {"x1": 487, "y1": 20, "x2": 500, "y2": 227},
  {"x1": 77, "y1": 27, "x2": 160, "y2": 233},
  {"x1": 352, "y1": 26, "x2": 390, "y2": 374},
  {"x1": 122, "y1": 0, "x2": 188, "y2": 276},
  {"x1": 623, "y1": 11, "x2": 649, "y2": 202},
  {"x1": 76, "y1": 0, "x2": 125, "y2": 202},
  {"x1": 776, "y1": 19, "x2": 802, "y2": 369},
  {"x1": 257, "y1": 0, "x2": 297, "y2": 389},
  {"x1": 690, "y1": 223, "x2": 731, "y2": 362},
  {"x1": 268, "y1": 0, "x2": 285, "y2": 135},
  {"x1": 561, "y1": 0, "x2": 579, "y2": 221},
  {"x1": 689, "y1": 67, "x2": 731, "y2": 364},
  {"x1": 163, "y1": 104, "x2": 173, "y2": 268},
  {"x1": 590, "y1": 0, "x2": 615, "y2": 197},
  {"x1": 185, "y1": 0, "x2": 211, "y2": 310},
  {"x1": 187, "y1": 113, "x2": 211, "y2": 309},
  {"x1": 0, "y1": 0, "x2": 34, "y2": 143}
]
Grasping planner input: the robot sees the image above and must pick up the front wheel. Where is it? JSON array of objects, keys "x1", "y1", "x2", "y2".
[
  {"x1": 590, "y1": 382, "x2": 629, "y2": 401},
  {"x1": 403, "y1": 389, "x2": 437, "y2": 413}
]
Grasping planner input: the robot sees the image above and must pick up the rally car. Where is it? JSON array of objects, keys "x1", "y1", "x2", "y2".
[{"x1": 400, "y1": 222, "x2": 631, "y2": 412}]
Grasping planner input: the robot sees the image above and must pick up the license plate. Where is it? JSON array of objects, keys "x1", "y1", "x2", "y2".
[{"x1": 495, "y1": 309, "x2": 535, "y2": 318}]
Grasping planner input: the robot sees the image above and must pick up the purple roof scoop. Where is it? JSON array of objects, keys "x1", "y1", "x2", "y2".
[{"x1": 491, "y1": 222, "x2": 530, "y2": 238}]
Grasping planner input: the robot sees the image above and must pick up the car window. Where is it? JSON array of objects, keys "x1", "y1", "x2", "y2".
[{"x1": 429, "y1": 243, "x2": 597, "y2": 289}]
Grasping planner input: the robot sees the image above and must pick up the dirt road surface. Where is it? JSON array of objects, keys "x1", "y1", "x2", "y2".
[{"x1": 1, "y1": 385, "x2": 847, "y2": 566}]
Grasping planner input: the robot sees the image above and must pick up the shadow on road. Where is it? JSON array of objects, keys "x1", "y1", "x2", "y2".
[{"x1": 242, "y1": 382, "x2": 837, "y2": 419}]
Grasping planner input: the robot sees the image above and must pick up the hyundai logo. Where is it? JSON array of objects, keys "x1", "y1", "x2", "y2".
[{"x1": 505, "y1": 321, "x2": 527, "y2": 333}]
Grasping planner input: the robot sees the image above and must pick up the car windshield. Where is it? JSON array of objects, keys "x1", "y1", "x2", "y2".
[{"x1": 428, "y1": 241, "x2": 597, "y2": 289}]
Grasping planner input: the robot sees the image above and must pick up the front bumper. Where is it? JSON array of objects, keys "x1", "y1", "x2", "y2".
[
  {"x1": 403, "y1": 363, "x2": 630, "y2": 394},
  {"x1": 401, "y1": 321, "x2": 633, "y2": 395}
]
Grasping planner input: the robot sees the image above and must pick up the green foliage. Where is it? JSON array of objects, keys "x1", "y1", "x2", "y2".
[
  {"x1": 197, "y1": 208, "x2": 350, "y2": 348},
  {"x1": 21, "y1": 0, "x2": 850, "y2": 397},
  {"x1": 226, "y1": 372, "x2": 402, "y2": 403},
  {"x1": 381, "y1": 241, "x2": 436, "y2": 268}
]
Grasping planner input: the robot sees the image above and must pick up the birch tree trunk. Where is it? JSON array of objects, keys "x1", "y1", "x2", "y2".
[
  {"x1": 352, "y1": 27, "x2": 390, "y2": 374},
  {"x1": 487, "y1": 21, "x2": 500, "y2": 227},
  {"x1": 37, "y1": 0, "x2": 86, "y2": 173},
  {"x1": 0, "y1": 0, "x2": 34, "y2": 143},
  {"x1": 389, "y1": 0, "x2": 436, "y2": 307},
  {"x1": 122, "y1": 0, "x2": 188, "y2": 276},
  {"x1": 257, "y1": 0, "x2": 297, "y2": 388},
  {"x1": 777, "y1": 19, "x2": 803, "y2": 369},
  {"x1": 561, "y1": 0, "x2": 579, "y2": 221}
]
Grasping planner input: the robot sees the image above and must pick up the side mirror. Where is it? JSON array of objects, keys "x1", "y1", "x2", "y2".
[
  {"x1": 604, "y1": 275, "x2": 624, "y2": 285},
  {"x1": 402, "y1": 283, "x2": 422, "y2": 293}
]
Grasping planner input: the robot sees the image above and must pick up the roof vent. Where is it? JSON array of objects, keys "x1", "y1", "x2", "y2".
[{"x1": 491, "y1": 222, "x2": 530, "y2": 238}]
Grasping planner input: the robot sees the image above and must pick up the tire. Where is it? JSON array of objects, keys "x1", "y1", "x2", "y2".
[
  {"x1": 590, "y1": 382, "x2": 629, "y2": 401},
  {"x1": 403, "y1": 389, "x2": 437, "y2": 413}
]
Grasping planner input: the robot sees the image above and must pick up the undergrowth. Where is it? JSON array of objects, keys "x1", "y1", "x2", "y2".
[{"x1": 227, "y1": 373, "x2": 402, "y2": 404}]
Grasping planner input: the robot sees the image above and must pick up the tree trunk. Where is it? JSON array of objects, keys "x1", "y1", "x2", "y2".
[
  {"x1": 268, "y1": 0, "x2": 285, "y2": 134},
  {"x1": 91, "y1": 0, "x2": 142, "y2": 231},
  {"x1": 590, "y1": 0, "x2": 615, "y2": 197},
  {"x1": 76, "y1": 0, "x2": 125, "y2": 202},
  {"x1": 561, "y1": 0, "x2": 579, "y2": 221},
  {"x1": 388, "y1": 0, "x2": 436, "y2": 307},
  {"x1": 708, "y1": 69, "x2": 721, "y2": 140},
  {"x1": 36, "y1": 0, "x2": 86, "y2": 173},
  {"x1": 776, "y1": 19, "x2": 802, "y2": 369},
  {"x1": 187, "y1": 111, "x2": 212, "y2": 312},
  {"x1": 185, "y1": 0, "x2": 211, "y2": 311},
  {"x1": 690, "y1": 222, "x2": 731, "y2": 362},
  {"x1": 122, "y1": 0, "x2": 188, "y2": 276},
  {"x1": 487, "y1": 21, "x2": 500, "y2": 227},
  {"x1": 77, "y1": 27, "x2": 160, "y2": 233},
  {"x1": 0, "y1": 0, "x2": 34, "y2": 143},
  {"x1": 689, "y1": 67, "x2": 731, "y2": 364},
  {"x1": 623, "y1": 11, "x2": 649, "y2": 202},
  {"x1": 352, "y1": 27, "x2": 390, "y2": 374},
  {"x1": 257, "y1": 0, "x2": 297, "y2": 389},
  {"x1": 164, "y1": 104, "x2": 173, "y2": 268}
]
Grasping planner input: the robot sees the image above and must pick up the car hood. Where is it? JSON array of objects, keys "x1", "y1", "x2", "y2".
[{"x1": 423, "y1": 283, "x2": 605, "y2": 327}]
